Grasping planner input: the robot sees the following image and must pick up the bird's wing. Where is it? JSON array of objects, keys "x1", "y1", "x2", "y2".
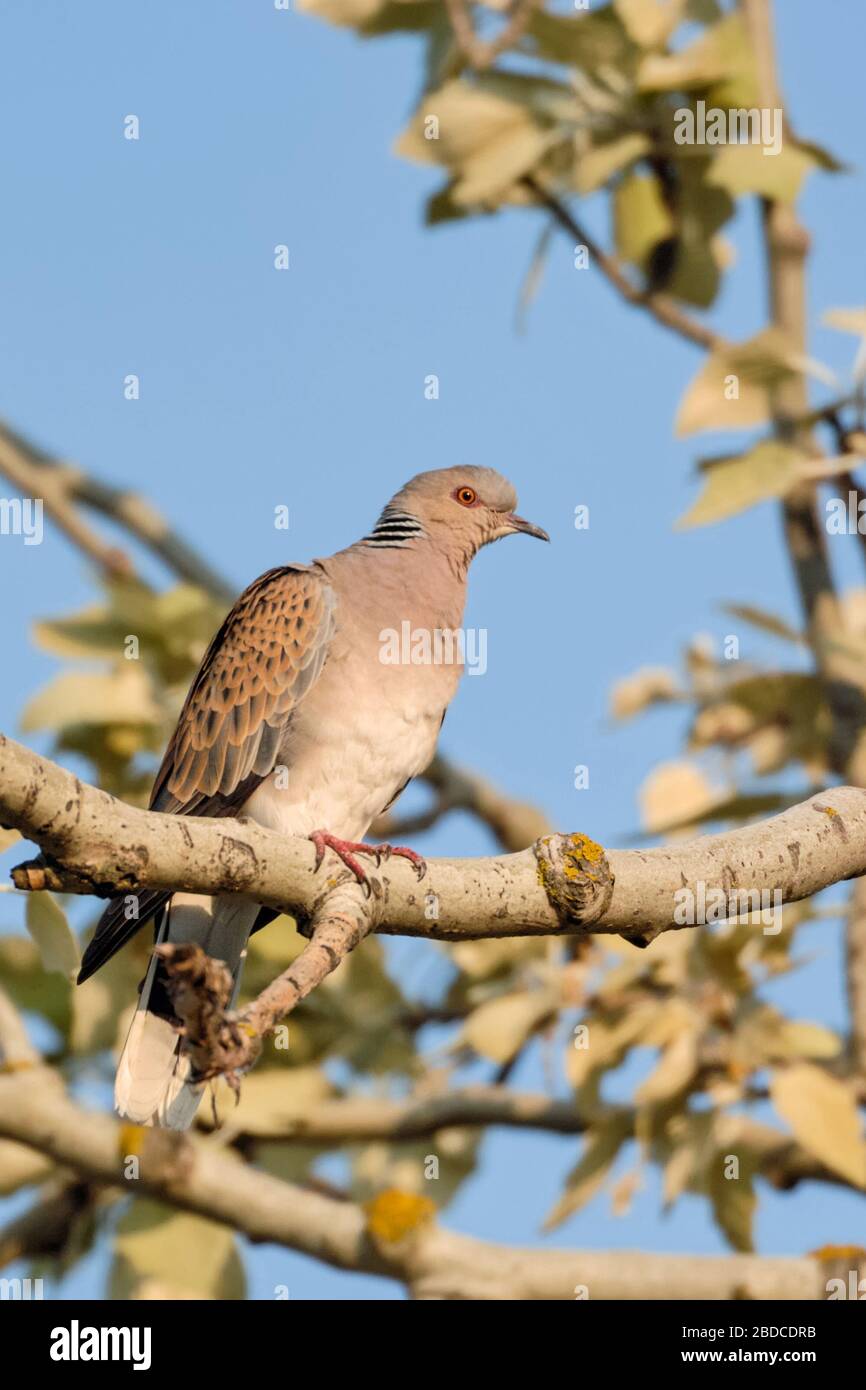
[
  {"x1": 78, "y1": 565, "x2": 336, "y2": 983},
  {"x1": 150, "y1": 564, "x2": 336, "y2": 813}
]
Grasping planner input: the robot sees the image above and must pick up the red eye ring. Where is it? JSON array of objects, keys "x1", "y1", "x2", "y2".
[{"x1": 454, "y1": 486, "x2": 478, "y2": 507}]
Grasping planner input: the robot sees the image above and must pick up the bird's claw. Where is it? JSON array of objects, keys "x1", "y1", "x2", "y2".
[{"x1": 308, "y1": 831, "x2": 427, "y2": 885}]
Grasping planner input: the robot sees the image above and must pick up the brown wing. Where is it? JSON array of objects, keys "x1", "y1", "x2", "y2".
[
  {"x1": 77, "y1": 565, "x2": 335, "y2": 984},
  {"x1": 151, "y1": 564, "x2": 336, "y2": 814}
]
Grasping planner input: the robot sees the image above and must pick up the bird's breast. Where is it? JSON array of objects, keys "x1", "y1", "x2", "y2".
[{"x1": 241, "y1": 650, "x2": 455, "y2": 841}]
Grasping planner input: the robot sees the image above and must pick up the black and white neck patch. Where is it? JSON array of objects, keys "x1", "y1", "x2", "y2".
[{"x1": 360, "y1": 507, "x2": 427, "y2": 549}]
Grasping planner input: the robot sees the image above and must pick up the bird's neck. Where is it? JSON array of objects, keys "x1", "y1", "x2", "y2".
[{"x1": 319, "y1": 542, "x2": 469, "y2": 633}]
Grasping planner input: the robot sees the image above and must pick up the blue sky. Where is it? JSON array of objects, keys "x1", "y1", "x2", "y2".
[{"x1": 0, "y1": 0, "x2": 865, "y2": 1298}]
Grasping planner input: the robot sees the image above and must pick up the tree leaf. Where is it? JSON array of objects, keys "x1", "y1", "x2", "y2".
[
  {"x1": 675, "y1": 329, "x2": 803, "y2": 436},
  {"x1": 613, "y1": 170, "x2": 674, "y2": 267},
  {"x1": 707, "y1": 1153, "x2": 755, "y2": 1252},
  {"x1": 708, "y1": 142, "x2": 820, "y2": 205},
  {"x1": 0, "y1": 934, "x2": 71, "y2": 1038},
  {"x1": 574, "y1": 132, "x2": 649, "y2": 196},
  {"x1": 722, "y1": 603, "x2": 802, "y2": 644},
  {"x1": 528, "y1": 7, "x2": 636, "y2": 74},
  {"x1": 21, "y1": 667, "x2": 160, "y2": 733},
  {"x1": 462, "y1": 989, "x2": 554, "y2": 1064},
  {"x1": 610, "y1": 665, "x2": 681, "y2": 721},
  {"x1": 25, "y1": 893, "x2": 80, "y2": 979},
  {"x1": 614, "y1": 0, "x2": 687, "y2": 48},
  {"x1": 636, "y1": 1029, "x2": 699, "y2": 1105},
  {"x1": 771, "y1": 1064, "x2": 866, "y2": 1189},
  {"x1": 394, "y1": 79, "x2": 559, "y2": 206},
  {"x1": 298, "y1": 0, "x2": 439, "y2": 34},
  {"x1": 676, "y1": 441, "x2": 804, "y2": 528},
  {"x1": 639, "y1": 760, "x2": 722, "y2": 833},
  {"x1": 110, "y1": 1198, "x2": 246, "y2": 1300},
  {"x1": 351, "y1": 1129, "x2": 480, "y2": 1210},
  {"x1": 205, "y1": 1066, "x2": 336, "y2": 1138},
  {"x1": 544, "y1": 1111, "x2": 633, "y2": 1229},
  {"x1": 771, "y1": 1020, "x2": 842, "y2": 1061},
  {"x1": 516, "y1": 222, "x2": 553, "y2": 333},
  {"x1": 637, "y1": 13, "x2": 757, "y2": 105}
]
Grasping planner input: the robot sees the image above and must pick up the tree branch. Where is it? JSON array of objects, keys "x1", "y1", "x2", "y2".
[
  {"x1": 158, "y1": 877, "x2": 382, "y2": 1083},
  {"x1": 443, "y1": 0, "x2": 538, "y2": 72},
  {"x1": 221, "y1": 1083, "x2": 856, "y2": 1194},
  {"x1": 0, "y1": 1068, "x2": 842, "y2": 1299},
  {"x1": 0, "y1": 420, "x2": 236, "y2": 603},
  {"x1": 846, "y1": 877, "x2": 866, "y2": 1079},
  {"x1": 522, "y1": 176, "x2": 722, "y2": 353},
  {"x1": 6, "y1": 733, "x2": 866, "y2": 1083},
  {"x1": 5, "y1": 735, "x2": 866, "y2": 951},
  {"x1": 0, "y1": 424, "x2": 134, "y2": 582}
]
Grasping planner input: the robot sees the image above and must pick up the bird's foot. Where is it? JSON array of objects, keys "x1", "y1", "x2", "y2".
[{"x1": 309, "y1": 831, "x2": 427, "y2": 884}]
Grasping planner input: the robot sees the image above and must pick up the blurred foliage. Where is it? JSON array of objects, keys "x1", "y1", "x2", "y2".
[{"x1": 3, "y1": 0, "x2": 866, "y2": 1297}]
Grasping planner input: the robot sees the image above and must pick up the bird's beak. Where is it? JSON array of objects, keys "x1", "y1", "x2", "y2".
[{"x1": 506, "y1": 513, "x2": 550, "y2": 542}]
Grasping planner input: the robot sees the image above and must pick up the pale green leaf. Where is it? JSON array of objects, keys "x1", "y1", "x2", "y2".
[
  {"x1": 637, "y1": 14, "x2": 756, "y2": 104},
  {"x1": 613, "y1": 170, "x2": 674, "y2": 266},
  {"x1": 462, "y1": 989, "x2": 555, "y2": 1064},
  {"x1": 21, "y1": 667, "x2": 160, "y2": 733},
  {"x1": 708, "y1": 142, "x2": 817, "y2": 205},
  {"x1": 676, "y1": 441, "x2": 804, "y2": 529},
  {"x1": 614, "y1": 0, "x2": 687, "y2": 48},
  {"x1": 111, "y1": 1198, "x2": 246, "y2": 1300},
  {"x1": 544, "y1": 1111, "x2": 632, "y2": 1229},
  {"x1": 675, "y1": 328, "x2": 803, "y2": 436},
  {"x1": 528, "y1": 7, "x2": 636, "y2": 73},
  {"x1": 771, "y1": 1064, "x2": 866, "y2": 1189},
  {"x1": 25, "y1": 893, "x2": 80, "y2": 979},
  {"x1": 707, "y1": 1154, "x2": 755, "y2": 1252},
  {"x1": 574, "y1": 133, "x2": 649, "y2": 196}
]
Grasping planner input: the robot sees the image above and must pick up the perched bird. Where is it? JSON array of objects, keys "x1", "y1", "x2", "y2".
[{"x1": 77, "y1": 466, "x2": 548, "y2": 1128}]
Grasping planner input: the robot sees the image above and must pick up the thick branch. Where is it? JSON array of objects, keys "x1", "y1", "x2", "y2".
[
  {"x1": 4, "y1": 735, "x2": 866, "y2": 949},
  {"x1": 846, "y1": 877, "x2": 866, "y2": 1078},
  {"x1": 0, "y1": 1070, "x2": 837, "y2": 1299}
]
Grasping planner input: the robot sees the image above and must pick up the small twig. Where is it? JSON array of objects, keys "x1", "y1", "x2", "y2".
[
  {"x1": 521, "y1": 175, "x2": 722, "y2": 353},
  {"x1": 157, "y1": 878, "x2": 382, "y2": 1085},
  {"x1": 0, "y1": 425, "x2": 134, "y2": 581},
  {"x1": 0, "y1": 420, "x2": 235, "y2": 603},
  {"x1": 443, "y1": 0, "x2": 537, "y2": 71}
]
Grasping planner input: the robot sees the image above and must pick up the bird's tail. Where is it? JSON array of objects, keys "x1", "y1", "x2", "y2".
[{"x1": 115, "y1": 892, "x2": 258, "y2": 1131}]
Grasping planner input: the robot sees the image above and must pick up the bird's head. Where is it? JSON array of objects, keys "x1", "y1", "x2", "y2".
[{"x1": 366, "y1": 466, "x2": 548, "y2": 561}]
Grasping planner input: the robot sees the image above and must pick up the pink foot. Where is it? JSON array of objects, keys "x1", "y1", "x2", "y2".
[{"x1": 309, "y1": 830, "x2": 427, "y2": 884}]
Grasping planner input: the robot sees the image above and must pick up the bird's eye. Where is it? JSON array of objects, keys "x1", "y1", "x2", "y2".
[{"x1": 454, "y1": 486, "x2": 477, "y2": 507}]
